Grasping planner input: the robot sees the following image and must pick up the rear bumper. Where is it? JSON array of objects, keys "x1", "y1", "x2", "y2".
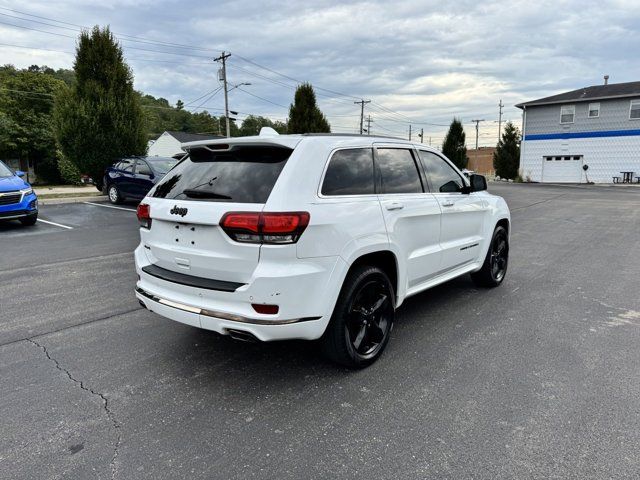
[{"x1": 134, "y1": 244, "x2": 347, "y2": 341}]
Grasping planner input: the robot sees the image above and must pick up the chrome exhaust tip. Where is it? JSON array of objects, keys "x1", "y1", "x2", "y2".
[{"x1": 227, "y1": 329, "x2": 259, "y2": 343}]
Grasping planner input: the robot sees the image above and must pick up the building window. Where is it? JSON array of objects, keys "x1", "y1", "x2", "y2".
[
  {"x1": 588, "y1": 103, "x2": 600, "y2": 118},
  {"x1": 560, "y1": 105, "x2": 575, "y2": 124},
  {"x1": 544, "y1": 155, "x2": 583, "y2": 162},
  {"x1": 630, "y1": 100, "x2": 640, "y2": 120}
]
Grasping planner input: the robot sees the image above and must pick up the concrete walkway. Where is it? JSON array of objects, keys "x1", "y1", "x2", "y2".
[{"x1": 34, "y1": 185, "x2": 106, "y2": 205}]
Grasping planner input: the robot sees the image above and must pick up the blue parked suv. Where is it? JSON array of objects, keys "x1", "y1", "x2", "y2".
[
  {"x1": 103, "y1": 156, "x2": 179, "y2": 204},
  {"x1": 0, "y1": 160, "x2": 38, "y2": 226}
]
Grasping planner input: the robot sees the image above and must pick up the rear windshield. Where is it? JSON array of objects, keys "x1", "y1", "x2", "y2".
[{"x1": 151, "y1": 145, "x2": 292, "y2": 203}]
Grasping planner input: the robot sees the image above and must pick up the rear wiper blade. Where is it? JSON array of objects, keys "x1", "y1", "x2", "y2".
[{"x1": 182, "y1": 189, "x2": 232, "y2": 200}]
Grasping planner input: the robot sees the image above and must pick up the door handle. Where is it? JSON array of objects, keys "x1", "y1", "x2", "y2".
[
  {"x1": 385, "y1": 202, "x2": 404, "y2": 211},
  {"x1": 441, "y1": 201, "x2": 454, "y2": 207}
]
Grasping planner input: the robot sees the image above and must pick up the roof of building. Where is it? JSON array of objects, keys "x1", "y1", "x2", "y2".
[
  {"x1": 515, "y1": 81, "x2": 640, "y2": 109},
  {"x1": 163, "y1": 131, "x2": 224, "y2": 143}
]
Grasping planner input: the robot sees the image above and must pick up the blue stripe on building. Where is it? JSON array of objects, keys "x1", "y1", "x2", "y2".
[{"x1": 525, "y1": 129, "x2": 640, "y2": 141}]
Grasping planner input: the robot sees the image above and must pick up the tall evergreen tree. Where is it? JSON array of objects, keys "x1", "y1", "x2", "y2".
[
  {"x1": 442, "y1": 118, "x2": 468, "y2": 169},
  {"x1": 54, "y1": 26, "x2": 146, "y2": 187},
  {"x1": 493, "y1": 121, "x2": 521, "y2": 179},
  {"x1": 287, "y1": 83, "x2": 330, "y2": 134}
]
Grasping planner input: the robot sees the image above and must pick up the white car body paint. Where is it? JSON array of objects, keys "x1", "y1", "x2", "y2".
[{"x1": 134, "y1": 134, "x2": 510, "y2": 341}]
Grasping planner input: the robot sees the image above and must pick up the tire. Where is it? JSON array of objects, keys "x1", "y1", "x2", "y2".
[
  {"x1": 20, "y1": 213, "x2": 38, "y2": 226},
  {"x1": 108, "y1": 184, "x2": 123, "y2": 204},
  {"x1": 471, "y1": 225, "x2": 509, "y2": 288},
  {"x1": 321, "y1": 265, "x2": 395, "y2": 368}
]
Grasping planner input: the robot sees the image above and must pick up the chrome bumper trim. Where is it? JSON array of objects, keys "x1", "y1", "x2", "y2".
[{"x1": 135, "y1": 287, "x2": 320, "y2": 325}]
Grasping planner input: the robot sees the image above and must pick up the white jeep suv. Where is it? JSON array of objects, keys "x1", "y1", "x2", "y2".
[{"x1": 135, "y1": 131, "x2": 510, "y2": 367}]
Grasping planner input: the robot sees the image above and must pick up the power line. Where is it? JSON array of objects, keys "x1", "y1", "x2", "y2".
[
  {"x1": 0, "y1": 17, "x2": 214, "y2": 59},
  {"x1": 233, "y1": 54, "x2": 361, "y2": 101},
  {"x1": 0, "y1": 8, "x2": 221, "y2": 53},
  {"x1": 236, "y1": 87, "x2": 289, "y2": 109},
  {"x1": 0, "y1": 42, "x2": 215, "y2": 66},
  {"x1": 0, "y1": 8, "x2": 461, "y2": 132}
]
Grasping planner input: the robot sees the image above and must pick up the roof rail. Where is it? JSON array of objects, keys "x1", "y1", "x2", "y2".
[{"x1": 300, "y1": 133, "x2": 406, "y2": 141}]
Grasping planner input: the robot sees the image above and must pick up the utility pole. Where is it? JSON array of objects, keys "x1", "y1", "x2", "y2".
[
  {"x1": 498, "y1": 99, "x2": 504, "y2": 141},
  {"x1": 408, "y1": 125, "x2": 412, "y2": 141},
  {"x1": 214, "y1": 51, "x2": 232, "y2": 138},
  {"x1": 354, "y1": 99, "x2": 370, "y2": 134},
  {"x1": 471, "y1": 119, "x2": 485, "y2": 150},
  {"x1": 418, "y1": 128, "x2": 424, "y2": 143},
  {"x1": 429, "y1": 136, "x2": 431, "y2": 146},
  {"x1": 365, "y1": 115, "x2": 373, "y2": 135}
]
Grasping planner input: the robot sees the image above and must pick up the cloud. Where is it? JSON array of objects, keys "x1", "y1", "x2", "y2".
[{"x1": 1, "y1": 0, "x2": 639, "y2": 146}]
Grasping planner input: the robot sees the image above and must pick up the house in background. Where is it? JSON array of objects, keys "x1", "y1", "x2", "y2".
[
  {"x1": 147, "y1": 131, "x2": 223, "y2": 157},
  {"x1": 516, "y1": 77, "x2": 640, "y2": 183}
]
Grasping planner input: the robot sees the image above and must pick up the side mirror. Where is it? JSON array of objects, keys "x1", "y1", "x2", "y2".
[
  {"x1": 15, "y1": 170, "x2": 25, "y2": 178},
  {"x1": 469, "y1": 174, "x2": 487, "y2": 192}
]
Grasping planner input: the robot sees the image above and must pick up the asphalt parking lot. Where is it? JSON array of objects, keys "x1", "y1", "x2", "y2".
[{"x1": 1, "y1": 184, "x2": 639, "y2": 479}]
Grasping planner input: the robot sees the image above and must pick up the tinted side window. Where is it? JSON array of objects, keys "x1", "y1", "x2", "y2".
[
  {"x1": 135, "y1": 161, "x2": 152, "y2": 176},
  {"x1": 418, "y1": 151, "x2": 464, "y2": 193},
  {"x1": 119, "y1": 159, "x2": 134, "y2": 173},
  {"x1": 322, "y1": 148, "x2": 374, "y2": 195},
  {"x1": 376, "y1": 148, "x2": 423, "y2": 194}
]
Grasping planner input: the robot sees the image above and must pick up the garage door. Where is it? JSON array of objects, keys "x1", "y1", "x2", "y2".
[{"x1": 542, "y1": 155, "x2": 583, "y2": 183}]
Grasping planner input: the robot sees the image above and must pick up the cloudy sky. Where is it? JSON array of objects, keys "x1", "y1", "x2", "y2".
[{"x1": 1, "y1": 0, "x2": 639, "y2": 147}]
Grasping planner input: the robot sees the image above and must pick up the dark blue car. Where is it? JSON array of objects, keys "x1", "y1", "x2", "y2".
[
  {"x1": 103, "y1": 156, "x2": 179, "y2": 204},
  {"x1": 0, "y1": 160, "x2": 38, "y2": 226}
]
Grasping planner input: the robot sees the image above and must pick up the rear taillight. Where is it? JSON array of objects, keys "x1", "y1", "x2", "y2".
[
  {"x1": 137, "y1": 203, "x2": 151, "y2": 229},
  {"x1": 220, "y1": 212, "x2": 310, "y2": 244}
]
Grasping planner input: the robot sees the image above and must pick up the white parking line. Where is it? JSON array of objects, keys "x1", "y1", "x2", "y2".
[
  {"x1": 37, "y1": 218, "x2": 73, "y2": 230},
  {"x1": 83, "y1": 201, "x2": 137, "y2": 212}
]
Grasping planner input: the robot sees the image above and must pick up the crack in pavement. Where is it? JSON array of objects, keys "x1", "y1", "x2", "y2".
[
  {"x1": 510, "y1": 193, "x2": 568, "y2": 212},
  {"x1": 27, "y1": 338, "x2": 122, "y2": 480},
  {"x1": 0, "y1": 306, "x2": 143, "y2": 349}
]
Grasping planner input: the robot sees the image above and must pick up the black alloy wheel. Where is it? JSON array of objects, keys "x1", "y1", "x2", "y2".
[
  {"x1": 490, "y1": 228, "x2": 509, "y2": 283},
  {"x1": 346, "y1": 279, "x2": 393, "y2": 358},
  {"x1": 321, "y1": 265, "x2": 395, "y2": 368},
  {"x1": 471, "y1": 225, "x2": 509, "y2": 287}
]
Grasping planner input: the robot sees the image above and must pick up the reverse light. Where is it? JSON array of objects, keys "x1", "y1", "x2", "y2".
[
  {"x1": 220, "y1": 212, "x2": 310, "y2": 244},
  {"x1": 137, "y1": 203, "x2": 152, "y2": 229}
]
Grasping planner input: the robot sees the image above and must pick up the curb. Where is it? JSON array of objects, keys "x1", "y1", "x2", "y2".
[{"x1": 38, "y1": 195, "x2": 108, "y2": 206}]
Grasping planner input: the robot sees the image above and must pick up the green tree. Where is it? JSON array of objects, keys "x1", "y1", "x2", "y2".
[
  {"x1": 54, "y1": 26, "x2": 146, "y2": 186},
  {"x1": 442, "y1": 118, "x2": 468, "y2": 169},
  {"x1": 493, "y1": 121, "x2": 521, "y2": 179},
  {"x1": 287, "y1": 83, "x2": 330, "y2": 134},
  {"x1": 0, "y1": 66, "x2": 68, "y2": 182},
  {"x1": 239, "y1": 115, "x2": 287, "y2": 136}
]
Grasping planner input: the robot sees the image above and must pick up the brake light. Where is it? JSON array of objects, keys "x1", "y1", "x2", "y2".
[
  {"x1": 137, "y1": 203, "x2": 151, "y2": 229},
  {"x1": 220, "y1": 212, "x2": 310, "y2": 244}
]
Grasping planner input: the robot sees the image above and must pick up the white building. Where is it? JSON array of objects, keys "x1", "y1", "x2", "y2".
[
  {"x1": 147, "y1": 131, "x2": 223, "y2": 157},
  {"x1": 516, "y1": 79, "x2": 640, "y2": 183}
]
